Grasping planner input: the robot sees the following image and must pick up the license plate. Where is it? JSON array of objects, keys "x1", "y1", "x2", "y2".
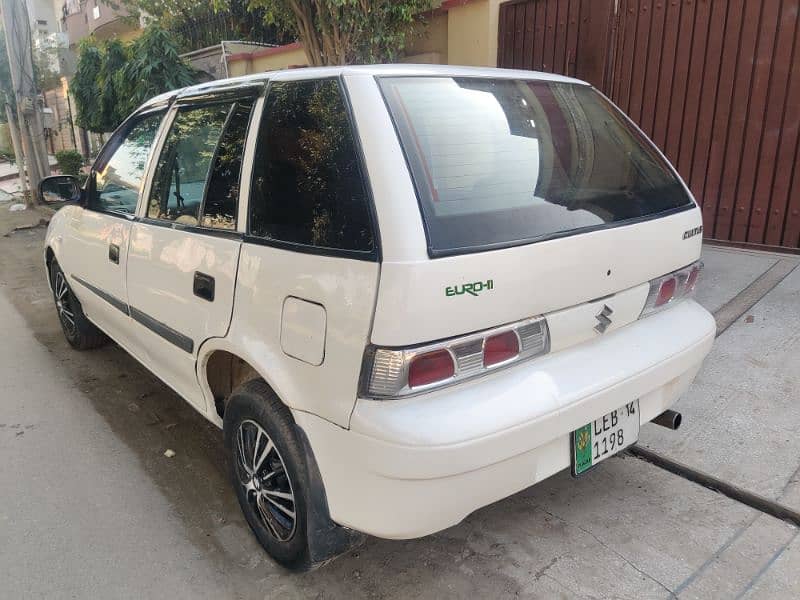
[{"x1": 571, "y1": 400, "x2": 640, "y2": 476}]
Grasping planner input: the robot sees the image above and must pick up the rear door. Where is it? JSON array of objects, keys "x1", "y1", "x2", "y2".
[
  {"x1": 228, "y1": 77, "x2": 380, "y2": 426},
  {"x1": 125, "y1": 94, "x2": 257, "y2": 409}
]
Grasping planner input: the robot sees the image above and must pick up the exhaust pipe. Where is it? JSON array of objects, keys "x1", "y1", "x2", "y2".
[{"x1": 652, "y1": 409, "x2": 682, "y2": 430}]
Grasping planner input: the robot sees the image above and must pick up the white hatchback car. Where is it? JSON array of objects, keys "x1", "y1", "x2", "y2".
[{"x1": 41, "y1": 65, "x2": 715, "y2": 569}]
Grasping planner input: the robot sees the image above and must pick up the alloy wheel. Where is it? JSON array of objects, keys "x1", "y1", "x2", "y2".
[
  {"x1": 235, "y1": 419, "x2": 297, "y2": 542},
  {"x1": 54, "y1": 272, "x2": 77, "y2": 337}
]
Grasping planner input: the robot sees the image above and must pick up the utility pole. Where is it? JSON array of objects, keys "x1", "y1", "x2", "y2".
[
  {"x1": 1, "y1": 0, "x2": 51, "y2": 206},
  {"x1": 4, "y1": 95, "x2": 27, "y2": 197}
]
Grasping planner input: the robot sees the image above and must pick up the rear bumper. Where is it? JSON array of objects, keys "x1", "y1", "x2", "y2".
[{"x1": 295, "y1": 300, "x2": 715, "y2": 539}]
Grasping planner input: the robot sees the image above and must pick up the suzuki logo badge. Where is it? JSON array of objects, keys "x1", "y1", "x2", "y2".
[{"x1": 594, "y1": 304, "x2": 614, "y2": 334}]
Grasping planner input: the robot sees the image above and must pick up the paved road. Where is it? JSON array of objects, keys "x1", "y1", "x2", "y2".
[
  {"x1": 1, "y1": 224, "x2": 799, "y2": 599},
  {"x1": 0, "y1": 290, "x2": 233, "y2": 599}
]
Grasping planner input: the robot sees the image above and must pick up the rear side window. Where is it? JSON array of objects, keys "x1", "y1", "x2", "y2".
[
  {"x1": 148, "y1": 99, "x2": 253, "y2": 230},
  {"x1": 202, "y1": 100, "x2": 254, "y2": 229},
  {"x1": 379, "y1": 77, "x2": 694, "y2": 256},
  {"x1": 248, "y1": 79, "x2": 374, "y2": 253}
]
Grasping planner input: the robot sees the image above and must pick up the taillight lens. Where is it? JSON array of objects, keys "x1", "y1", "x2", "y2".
[
  {"x1": 641, "y1": 261, "x2": 703, "y2": 318},
  {"x1": 685, "y1": 266, "x2": 700, "y2": 293},
  {"x1": 408, "y1": 349, "x2": 455, "y2": 388},
  {"x1": 483, "y1": 331, "x2": 519, "y2": 367},
  {"x1": 655, "y1": 277, "x2": 677, "y2": 307},
  {"x1": 361, "y1": 316, "x2": 550, "y2": 399}
]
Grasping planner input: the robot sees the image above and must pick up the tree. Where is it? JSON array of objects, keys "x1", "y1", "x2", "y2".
[
  {"x1": 71, "y1": 26, "x2": 197, "y2": 133},
  {"x1": 98, "y1": 39, "x2": 129, "y2": 128},
  {"x1": 118, "y1": 26, "x2": 196, "y2": 116},
  {"x1": 0, "y1": 29, "x2": 12, "y2": 122},
  {"x1": 0, "y1": 28, "x2": 61, "y2": 123},
  {"x1": 121, "y1": 0, "x2": 290, "y2": 53},
  {"x1": 72, "y1": 38, "x2": 104, "y2": 131},
  {"x1": 241, "y1": 0, "x2": 436, "y2": 66},
  {"x1": 32, "y1": 38, "x2": 62, "y2": 92}
]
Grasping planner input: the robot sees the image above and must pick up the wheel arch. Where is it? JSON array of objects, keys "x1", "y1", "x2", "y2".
[
  {"x1": 195, "y1": 338, "x2": 288, "y2": 428},
  {"x1": 43, "y1": 207, "x2": 69, "y2": 279},
  {"x1": 214, "y1": 355, "x2": 364, "y2": 568}
]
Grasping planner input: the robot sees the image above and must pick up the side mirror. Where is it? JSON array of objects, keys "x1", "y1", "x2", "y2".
[{"x1": 40, "y1": 175, "x2": 82, "y2": 205}]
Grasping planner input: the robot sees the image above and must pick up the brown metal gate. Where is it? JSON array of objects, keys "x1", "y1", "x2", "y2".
[{"x1": 498, "y1": 0, "x2": 800, "y2": 249}]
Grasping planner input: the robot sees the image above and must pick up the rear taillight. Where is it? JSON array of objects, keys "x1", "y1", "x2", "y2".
[
  {"x1": 483, "y1": 331, "x2": 520, "y2": 367},
  {"x1": 655, "y1": 277, "x2": 677, "y2": 307},
  {"x1": 641, "y1": 261, "x2": 703, "y2": 317},
  {"x1": 361, "y1": 316, "x2": 550, "y2": 399},
  {"x1": 408, "y1": 349, "x2": 455, "y2": 388}
]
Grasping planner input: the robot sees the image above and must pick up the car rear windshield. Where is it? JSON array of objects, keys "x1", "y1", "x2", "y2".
[{"x1": 379, "y1": 77, "x2": 694, "y2": 256}]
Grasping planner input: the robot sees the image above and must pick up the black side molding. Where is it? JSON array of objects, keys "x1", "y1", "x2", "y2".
[
  {"x1": 72, "y1": 276, "x2": 129, "y2": 315},
  {"x1": 129, "y1": 307, "x2": 194, "y2": 354},
  {"x1": 71, "y1": 275, "x2": 193, "y2": 353}
]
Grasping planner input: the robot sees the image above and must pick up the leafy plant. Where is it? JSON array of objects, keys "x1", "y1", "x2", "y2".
[
  {"x1": 98, "y1": 39, "x2": 129, "y2": 132},
  {"x1": 55, "y1": 149, "x2": 84, "y2": 177},
  {"x1": 121, "y1": 0, "x2": 290, "y2": 53},
  {"x1": 238, "y1": 0, "x2": 435, "y2": 66},
  {"x1": 0, "y1": 30, "x2": 13, "y2": 122},
  {"x1": 71, "y1": 26, "x2": 197, "y2": 132},
  {"x1": 72, "y1": 38, "x2": 104, "y2": 131},
  {"x1": 118, "y1": 26, "x2": 197, "y2": 116}
]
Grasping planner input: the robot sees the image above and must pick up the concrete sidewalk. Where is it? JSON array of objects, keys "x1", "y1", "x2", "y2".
[
  {"x1": 638, "y1": 245, "x2": 800, "y2": 598},
  {"x1": 641, "y1": 245, "x2": 800, "y2": 509}
]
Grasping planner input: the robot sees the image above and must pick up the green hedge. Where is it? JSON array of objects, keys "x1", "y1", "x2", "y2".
[{"x1": 55, "y1": 150, "x2": 84, "y2": 177}]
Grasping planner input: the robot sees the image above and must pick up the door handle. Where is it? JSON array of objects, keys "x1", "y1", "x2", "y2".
[
  {"x1": 193, "y1": 271, "x2": 215, "y2": 302},
  {"x1": 109, "y1": 243, "x2": 120, "y2": 264}
]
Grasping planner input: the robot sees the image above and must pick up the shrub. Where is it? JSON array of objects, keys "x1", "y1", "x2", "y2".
[{"x1": 55, "y1": 150, "x2": 84, "y2": 177}]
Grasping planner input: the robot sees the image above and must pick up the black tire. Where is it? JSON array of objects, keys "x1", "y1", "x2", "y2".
[
  {"x1": 49, "y1": 259, "x2": 107, "y2": 350},
  {"x1": 223, "y1": 380, "x2": 310, "y2": 569}
]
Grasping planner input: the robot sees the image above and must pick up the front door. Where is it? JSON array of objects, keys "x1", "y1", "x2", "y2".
[
  {"x1": 125, "y1": 97, "x2": 256, "y2": 411},
  {"x1": 61, "y1": 110, "x2": 165, "y2": 342}
]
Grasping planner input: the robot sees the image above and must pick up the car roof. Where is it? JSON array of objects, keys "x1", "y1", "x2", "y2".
[{"x1": 139, "y1": 64, "x2": 589, "y2": 110}]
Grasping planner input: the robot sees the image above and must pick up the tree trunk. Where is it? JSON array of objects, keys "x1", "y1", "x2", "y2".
[{"x1": 290, "y1": 0, "x2": 358, "y2": 66}]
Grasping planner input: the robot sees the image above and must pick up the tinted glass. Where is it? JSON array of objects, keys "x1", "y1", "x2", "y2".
[
  {"x1": 249, "y1": 79, "x2": 373, "y2": 252},
  {"x1": 201, "y1": 100, "x2": 254, "y2": 229},
  {"x1": 148, "y1": 103, "x2": 232, "y2": 225},
  {"x1": 91, "y1": 112, "x2": 163, "y2": 214},
  {"x1": 380, "y1": 77, "x2": 693, "y2": 255}
]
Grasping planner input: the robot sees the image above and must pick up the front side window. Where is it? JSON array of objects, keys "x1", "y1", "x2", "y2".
[
  {"x1": 91, "y1": 111, "x2": 163, "y2": 215},
  {"x1": 249, "y1": 79, "x2": 374, "y2": 253},
  {"x1": 379, "y1": 77, "x2": 694, "y2": 256}
]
